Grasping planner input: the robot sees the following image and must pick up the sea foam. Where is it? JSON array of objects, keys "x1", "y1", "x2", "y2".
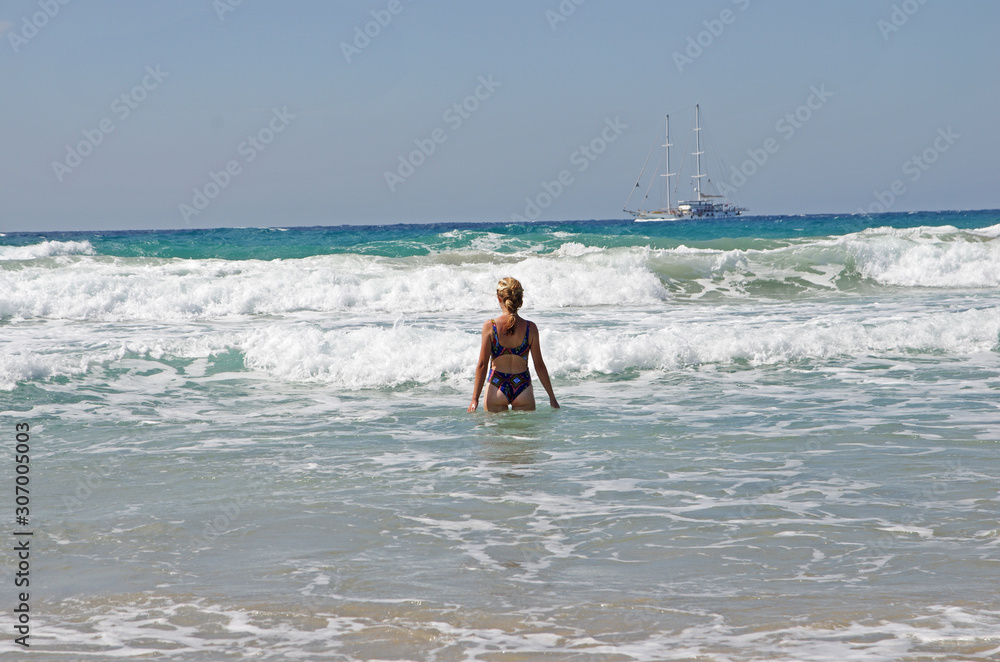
[
  {"x1": 22, "y1": 305, "x2": 982, "y2": 392},
  {"x1": 3, "y1": 226, "x2": 999, "y2": 322},
  {"x1": 0, "y1": 248, "x2": 666, "y2": 321},
  {"x1": 844, "y1": 226, "x2": 1000, "y2": 287},
  {"x1": 0, "y1": 239, "x2": 95, "y2": 260}
]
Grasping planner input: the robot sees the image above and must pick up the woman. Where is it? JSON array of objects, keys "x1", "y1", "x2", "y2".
[{"x1": 468, "y1": 277, "x2": 559, "y2": 413}]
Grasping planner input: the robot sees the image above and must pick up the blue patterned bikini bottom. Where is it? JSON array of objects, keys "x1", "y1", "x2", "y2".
[{"x1": 488, "y1": 369, "x2": 531, "y2": 402}]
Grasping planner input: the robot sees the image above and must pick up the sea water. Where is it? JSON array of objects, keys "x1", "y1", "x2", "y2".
[{"x1": 1, "y1": 211, "x2": 998, "y2": 660}]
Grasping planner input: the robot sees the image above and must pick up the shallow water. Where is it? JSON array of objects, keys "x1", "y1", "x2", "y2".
[{"x1": 2, "y1": 212, "x2": 999, "y2": 659}]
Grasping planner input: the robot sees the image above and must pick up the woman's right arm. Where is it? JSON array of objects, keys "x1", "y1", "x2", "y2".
[{"x1": 468, "y1": 321, "x2": 492, "y2": 412}]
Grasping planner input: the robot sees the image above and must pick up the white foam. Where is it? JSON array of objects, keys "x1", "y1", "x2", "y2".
[
  {"x1": 654, "y1": 225, "x2": 1000, "y2": 294},
  {"x1": 0, "y1": 349, "x2": 114, "y2": 391},
  {"x1": 240, "y1": 323, "x2": 477, "y2": 388},
  {"x1": 550, "y1": 306, "x2": 1000, "y2": 375},
  {"x1": 552, "y1": 241, "x2": 603, "y2": 257},
  {"x1": 4, "y1": 301, "x2": 996, "y2": 391},
  {"x1": 843, "y1": 225, "x2": 1000, "y2": 288},
  {"x1": 0, "y1": 239, "x2": 95, "y2": 260},
  {"x1": 0, "y1": 248, "x2": 666, "y2": 321},
  {"x1": 20, "y1": 596, "x2": 1000, "y2": 661},
  {"x1": 5, "y1": 225, "x2": 1000, "y2": 323},
  {"x1": 972, "y1": 222, "x2": 1000, "y2": 237}
]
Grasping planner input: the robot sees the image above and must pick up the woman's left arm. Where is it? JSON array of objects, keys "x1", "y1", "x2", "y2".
[{"x1": 529, "y1": 323, "x2": 559, "y2": 408}]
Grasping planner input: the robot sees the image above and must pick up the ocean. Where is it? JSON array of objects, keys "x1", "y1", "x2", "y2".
[{"x1": 1, "y1": 210, "x2": 999, "y2": 660}]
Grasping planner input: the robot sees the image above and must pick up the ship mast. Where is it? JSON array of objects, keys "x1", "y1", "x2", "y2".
[
  {"x1": 692, "y1": 104, "x2": 705, "y2": 202},
  {"x1": 660, "y1": 115, "x2": 674, "y2": 212}
]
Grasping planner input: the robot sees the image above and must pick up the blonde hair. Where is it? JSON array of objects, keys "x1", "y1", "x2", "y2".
[{"x1": 496, "y1": 277, "x2": 523, "y2": 335}]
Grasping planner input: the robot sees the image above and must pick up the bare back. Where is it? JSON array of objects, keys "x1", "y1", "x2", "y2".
[{"x1": 490, "y1": 315, "x2": 531, "y2": 374}]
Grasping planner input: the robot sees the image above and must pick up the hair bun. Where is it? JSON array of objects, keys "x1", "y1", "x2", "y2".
[{"x1": 496, "y1": 277, "x2": 524, "y2": 334}]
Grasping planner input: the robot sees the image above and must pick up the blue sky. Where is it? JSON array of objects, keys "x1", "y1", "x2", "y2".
[{"x1": 1, "y1": 0, "x2": 998, "y2": 232}]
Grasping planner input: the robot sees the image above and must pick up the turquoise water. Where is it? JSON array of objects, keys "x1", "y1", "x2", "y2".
[
  {"x1": 0, "y1": 209, "x2": 991, "y2": 259},
  {"x1": 2, "y1": 211, "x2": 999, "y2": 660}
]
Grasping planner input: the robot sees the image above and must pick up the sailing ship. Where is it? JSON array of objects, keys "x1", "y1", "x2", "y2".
[{"x1": 624, "y1": 104, "x2": 747, "y2": 221}]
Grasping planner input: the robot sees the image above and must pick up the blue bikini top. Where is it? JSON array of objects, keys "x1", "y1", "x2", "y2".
[{"x1": 490, "y1": 320, "x2": 530, "y2": 359}]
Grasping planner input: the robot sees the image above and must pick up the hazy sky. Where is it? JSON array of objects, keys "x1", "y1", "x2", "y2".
[{"x1": 2, "y1": 0, "x2": 998, "y2": 232}]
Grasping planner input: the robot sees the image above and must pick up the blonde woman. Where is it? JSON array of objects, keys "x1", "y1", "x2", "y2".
[{"x1": 468, "y1": 277, "x2": 559, "y2": 413}]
